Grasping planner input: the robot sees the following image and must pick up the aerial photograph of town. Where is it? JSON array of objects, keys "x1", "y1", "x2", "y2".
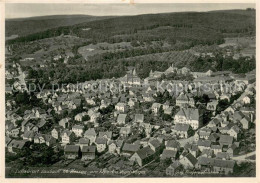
[{"x1": 5, "y1": 3, "x2": 256, "y2": 178}]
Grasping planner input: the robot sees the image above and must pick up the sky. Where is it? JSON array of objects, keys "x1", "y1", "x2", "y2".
[{"x1": 5, "y1": 3, "x2": 256, "y2": 19}]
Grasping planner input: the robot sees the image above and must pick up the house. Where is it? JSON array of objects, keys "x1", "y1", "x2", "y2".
[
  {"x1": 84, "y1": 128, "x2": 97, "y2": 144},
  {"x1": 176, "y1": 93, "x2": 195, "y2": 107},
  {"x1": 7, "y1": 139, "x2": 29, "y2": 153},
  {"x1": 198, "y1": 128, "x2": 211, "y2": 140},
  {"x1": 197, "y1": 139, "x2": 211, "y2": 151},
  {"x1": 161, "y1": 149, "x2": 178, "y2": 161},
  {"x1": 227, "y1": 143, "x2": 240, "y2": 157},
  {"x1": 207, "y1": 100, "x2": 218, "y2": 111},
  {"x1": 227, "y1": 125, "x2": 240, "y2": 140},
  {"x1": 179, "y1": 152, "x2": 198, "y2": 169},
  {"x1": 61, "y1": 130, "x2": 74, "y2": 144},
  {"x1": 81, "y1": 146, "x2": 96, "y2": 160},
  {"x1": 34, "y1": 133, "x2": 46, "y2": 144},
  {"x1": 196, "y1": 157, "x2": 235, "y2": 174},
  {"x1": 233, "y1": 111, "x2": 244, "y2": 123},
  {"x1": 44, "y1": 135, "x2": 56, "y2": 146},
  {"x1": 121, "y1": 143, "x2": 140, "y2": 156},
  {"x1": 74, "y1": 112, "x2": 88, "y2": 122},
  {"x1": 5, "y1": 136, "x2": 12, "y2": 147},
  {"x1": 211, "y1": 145, "x2": 222, "y2": 155},
  {"x1": 151, "y1": 103, "x2": 162, "y2": 114},
  {"x1": 134, "y1": 114, "x2": 144, "y2": 123},
  {"x1": 89, "y1": 111, "x2": 101, "y2": 123},
  {"x1": 201, "y1": 149, "x2": 214, "y2": 158},
  {"x1": 115, "y1": 103, "x2": 127, "y2": 113},
  {"x1": 130, "y1": 146, "x2": 155, "y2": 166},
  {"x1": 142, "y1": 93, "x2": 154, "y2": 102},
  {"x1": 240, "y1": 116, "x2": 251, "y2": 129},
  {"x1": 174, "y1": 108, "x2": 201, "y2": 130},
  {"x1": 166, "y1": 161, "x2": 182, "y2": 176},
  {"x1": 108, "y1": 140, "x2": 124, "y2": 155},
  {"x1": 95, "y1": 137, "x2": 107, "y2": 153},
  {"x1": 120, "y1": 126, "x2": 132, "y2": 137},
  {"x1": 189, "y1": 144, "x2": 200, "y2": 158},
  {"x1": 208, "y1": 118, "x2": 222, "y2": 128},
  {"x1": 212, "y1": 159, "x2": 235, "y2": 174},
  {"x1": 72, "y1": 125, "x2": 84, "y2": 137},
  {"x1": 184, "y1": 143, "x2": 199, "y2": 158},
  {"x1": 216, "y1": 152, "x2": 230, "y2": 160},
  {"x1": 64, "y1": 145, "x2": 80, "y2": 159},
  {"x1": 6, "y1": 126, "x2": 20, "y2": 138},
  {"x1": 242, "y1": 96, "x2": 251, "y2": 104},
  {"x1": 219, "y1": 135, "x2": 233, "y2": 147},
  {"x1": 172, "y1": 123, "x2": 190, "y2": 138},
  {"x1": 164, "y1": 106, "x2": 173, "y2": 115},
  {"x1": 77, "y1": 138, "x2": 90, "y2": 149},
  {"x1": 117, "y1": 114, "x2": 127, "y2": 125},
  {"x1": 99, "y1": 131, "x2": 112, "y2": 141},
  {"x1": 59, "y1": 118, "x2": 70, "y2": 128},
  {"x1": 128, "y1": 98, "x2": 138, "y2": 108},
  {"x1": 23, "y1": 130, "x2": 35, "y2": 141},
  {"x1": 148, "y1": 139, "x2": 163, "y2": 152},
  {"x1": 51, "y1": 127, "x2": 61, "y2": 139},
  {"x1": 165, "y1": 140, "x2": 180, "y2": 151}
]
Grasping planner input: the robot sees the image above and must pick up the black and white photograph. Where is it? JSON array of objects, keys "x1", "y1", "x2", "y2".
[{"x1": 3, "y1": 1, "x2": 257, "y2": 179}]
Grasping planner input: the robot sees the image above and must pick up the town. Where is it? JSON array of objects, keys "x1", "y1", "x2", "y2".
[
  {"x1": 6, "y1": 62, "x2": 256, "y2": 177},
  {"x1": 5, "y1": 7, "x2": 256, "y2": 178}
]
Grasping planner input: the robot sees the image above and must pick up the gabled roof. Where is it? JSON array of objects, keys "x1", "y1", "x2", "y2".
[
  {"x1": 176, "y1": 108, "x2": 199, "y2": 121},
  {"x1": 149, "y1": 139, "x2": 161, "y2": 148},
  {"x1": 216, "y1": 152, "x2": 230, "y2": 159},
  {"x1": 135, "y1": 146, "x2": 155, "y2": 160},
  {"x1": 84, "y1": 128, "x2": 96, "y2": 136},
  {"x1": 176, "y1": 93, "x2": 189, "y2": 101},
  {"x1": 64, "y1": 145, "x2": 79, "y2": 152},
  {"x1": 95, "y1": 137, "x2": 107, "y2": 144},
  {"x1": 134, "y1": 114, "x2": 144, "y2": 122},
  {"x1": 99, "y1": 131, "x2": 112, "y2": 139},
  {"x1": 161, "y1": 149, "x2": 177, "y2": 159},
  {"x1": 213, "y1": 159, "x2": 235, "y2": 168},
  {"x1": 166, "y1": 140, "x2": 180, "y2": 149},
  {"x1": 44, "y1": 134, "x2": 55, "y2": 142},
  {"x1": 219, "y1": 135, "x2": 233, "y2": 145},
  {"x1": 183, "y1": 153, "x2": 198, "y2": 166},
  {"x1": 174, "y1": 123, "x2": 190, "y2": 132},
  {"x1": 168, "y1": 161, "x2": 181, "y2": 169},
  {"x1": 122, "y1": 143, "x2": 140, "y2": 152},
  {"x1": 117, "y1": 114, "x2": 127, "y2": 122},
  {"x1": 8, "y1": 139, "x2": 29, "y2": 149},
  {"x1": 82, "y1": 145, "x2": 96, "y2": 153},
  {"x1": 72, "y1": 125, "x2": 84, "y2": 130},
  {"x1": 198, "y1": 140, "x2": 211, "y2": 147},
  {"x1": 79, "y1": 138, "x2": 90, "y2": 144},
  {"x1": 62, "y1": 130, "x2": 72, "y2": 137}
]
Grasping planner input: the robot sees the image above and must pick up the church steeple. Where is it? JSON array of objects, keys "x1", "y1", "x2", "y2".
[
  {"x1": 149, "y1": 69, "x2": 153, "y2": 76},
  {"x1": 133, "y1": 68, "x2": 136, "y2": 76}
]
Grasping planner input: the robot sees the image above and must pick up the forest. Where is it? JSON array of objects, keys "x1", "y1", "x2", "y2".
[{"x1": 6, "y1": 9, "x2": 256, "y2": 84}]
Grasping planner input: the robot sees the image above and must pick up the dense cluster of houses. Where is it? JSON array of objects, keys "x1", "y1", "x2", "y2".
[{"x1": 5, "y1": 63, "x2": 256, "y2": 176}]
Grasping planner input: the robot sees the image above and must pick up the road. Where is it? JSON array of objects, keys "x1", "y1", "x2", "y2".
[
  {"x1": 231, "y1": 151, "x2": 255, "y2": 162},
  {"x1": 16, "y1": 65, "x2": 28, "y2": 91}
]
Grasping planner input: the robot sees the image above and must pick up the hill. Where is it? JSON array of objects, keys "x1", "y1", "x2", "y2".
[
  {"x1": 5, "y1": 15, "x2": 113, "y2": 37},
  {"x1": 6, "y1": 9, "x2": 256, "y2": 84}
]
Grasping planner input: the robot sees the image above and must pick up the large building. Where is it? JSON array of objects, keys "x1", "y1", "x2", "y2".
[
  {"x1": 120, "y1": 68, "x2": 141, "y2": 85},
  {"x1": 174, "y1": 108, "x2": 201, "y2": 130}
]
